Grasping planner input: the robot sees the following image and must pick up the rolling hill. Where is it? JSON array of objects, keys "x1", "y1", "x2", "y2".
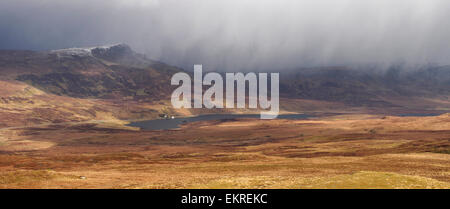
[
  {"x1": 0, "y1": 44, "x2": 183, "y2": 127},
  {"x1": 0, "y1": 44, "x2": 448, "y2": 127}
]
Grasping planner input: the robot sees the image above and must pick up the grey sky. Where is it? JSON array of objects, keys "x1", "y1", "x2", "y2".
[{"x1": 1, "y1": 0, "x2": 449, "y2": 71}]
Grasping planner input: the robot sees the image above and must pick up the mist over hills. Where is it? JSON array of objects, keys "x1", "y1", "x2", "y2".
[
  {"x1": 2, "y1": 0, "x2": 450, "y2": 71},
  {"x1": 280, "y1": 65, "x2": 450, "y2": 106},
  {"x1": 0, "y1": 44, "x2": 448, "y2": 111},
  {"x1": 1, "y1": 1, "x2": 449, "y2": 190}
]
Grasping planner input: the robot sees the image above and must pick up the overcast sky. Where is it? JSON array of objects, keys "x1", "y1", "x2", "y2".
[{"x1": 1, "y1": 0, "x2": 450, "y2": 71}]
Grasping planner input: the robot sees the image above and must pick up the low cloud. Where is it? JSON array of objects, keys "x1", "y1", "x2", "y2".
[{"x1": 1, "y1": 0, "x2": 450, "y2": 71}]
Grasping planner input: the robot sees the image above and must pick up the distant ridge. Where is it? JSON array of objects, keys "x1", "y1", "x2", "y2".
[
  {"x1": 50, "y1": 43, "x2": 129, "y2": 57},
  {"x1": 0, "y1": 44, "x2": 448, "y2": 109}
]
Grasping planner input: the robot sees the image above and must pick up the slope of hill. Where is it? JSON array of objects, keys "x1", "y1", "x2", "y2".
[
  {"x1": 0, "y1": 44, "x2": 448, "y2": 127},
  {"x1": 0, "y1": 44, "x2": 183, "y2": 127},
  {"x1": 280, "y1": 66, "x2": 450, "y2": 108},
  {"x1": 7, "y1": 44, "x2": 180, "y2": 100}
]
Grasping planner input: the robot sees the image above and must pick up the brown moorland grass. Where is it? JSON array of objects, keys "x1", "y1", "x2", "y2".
[{"x1": 0, "y1": 114, "x2": 448, "y2": 188}]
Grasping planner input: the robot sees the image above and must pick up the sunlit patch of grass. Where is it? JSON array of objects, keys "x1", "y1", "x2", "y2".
[
  {"x1": 0, "y1": 170, "x2": 54, "y2": 184},
  {"x1": 191, "y1": 171, "x2": 450, "y2": 189},
  {"x1": 189, "y1": 176, "x2": 281, "y2": 189},
  {"x1": 0, "y1": 170, "x2": 81, "y2": 188},
  {"x1": 298, "y1": 171, "x2": 450, "y2": 189}
]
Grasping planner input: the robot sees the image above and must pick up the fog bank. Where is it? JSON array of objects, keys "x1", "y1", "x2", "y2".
[{"x1": 1, "y1": 0, "x2": 449, "y2": 71}]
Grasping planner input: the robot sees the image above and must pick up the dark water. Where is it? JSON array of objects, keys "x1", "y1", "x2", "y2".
[{"x1": 128, "y1": 114, "x2": 312, "y2": 130}]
